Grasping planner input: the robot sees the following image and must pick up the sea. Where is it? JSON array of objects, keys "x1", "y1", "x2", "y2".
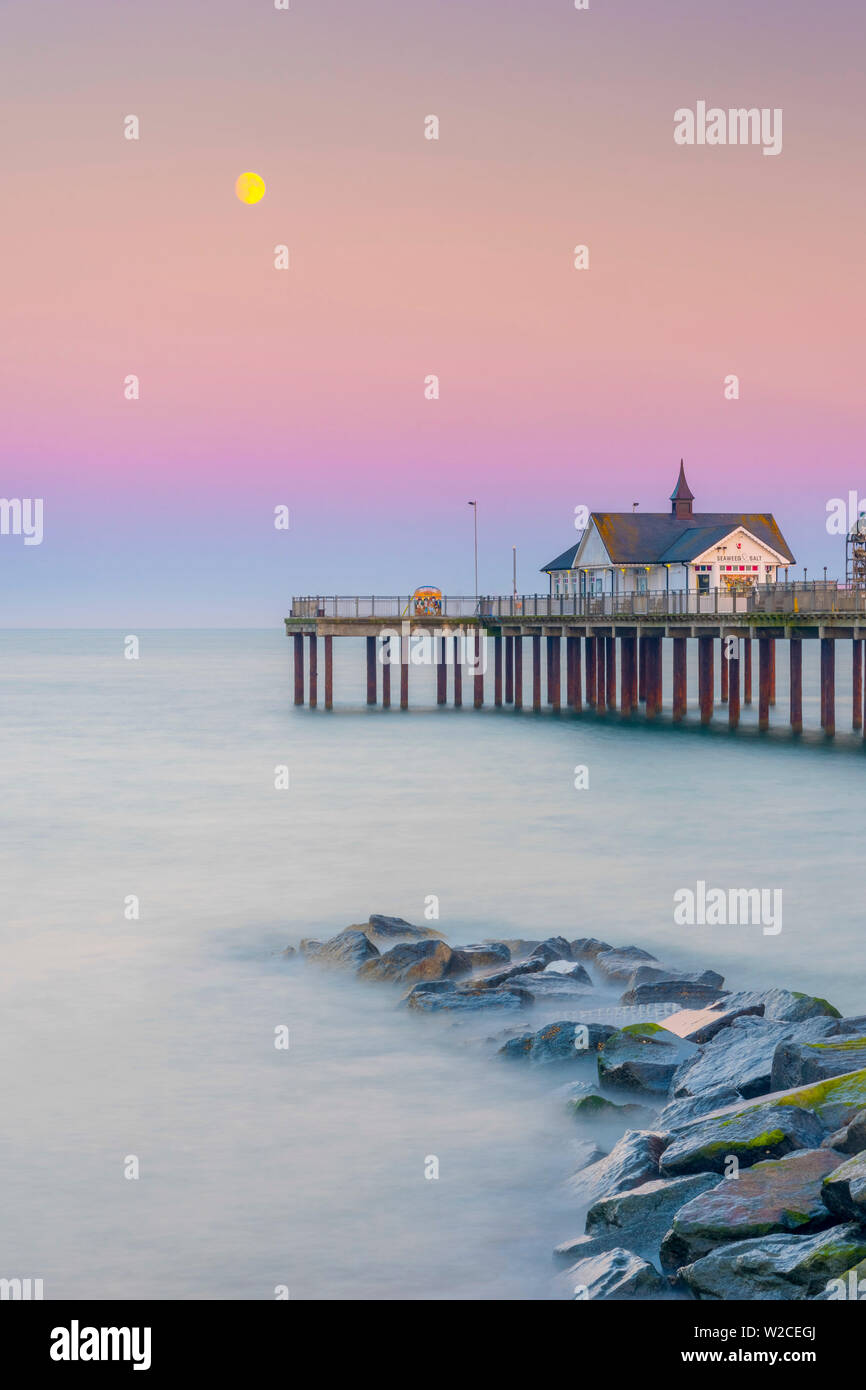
[{"x1": 1, "y1": 629, "x2": 864, "y2": 1300}]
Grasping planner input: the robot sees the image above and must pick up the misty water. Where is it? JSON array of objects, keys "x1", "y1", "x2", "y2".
[{"x1": 2, "y1": 630, "x2": 864, "y2": 1299}]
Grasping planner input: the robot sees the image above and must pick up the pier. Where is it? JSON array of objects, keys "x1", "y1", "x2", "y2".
[{"x1": 285, "y1": 585, "x2": 866, "y2": 737}]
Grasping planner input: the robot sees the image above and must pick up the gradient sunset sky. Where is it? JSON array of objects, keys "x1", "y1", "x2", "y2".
[{"x1": 2, "y1": 0, "x2": 864, "y2": 624}]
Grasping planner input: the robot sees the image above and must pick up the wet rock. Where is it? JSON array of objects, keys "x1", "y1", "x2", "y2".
[
  {"x1": 299, "y1": 938, "x2": 324, "y2": 958},
  {"x1": 661, "y1": 1148, "x2": 845, "y2": 1270},
  {"x1": 559, "y1": 1173, "x2": 719, "y2": 1264},
  {"x1": 499, "y1": 1019, "x2": 616, "y2": 1065},
  {"x1": 474, "y1": 959, "x2": 546, "y2": 989},
  {"x1": 452, "y1": 943, "x2": 511, "y2": 970},
  {"x1": 573, "y1": 1138, "x2": 608, "y2": 1172},
  {"x1": 543, "y1": 960, "x2": 594, "y2": 984},
  {"x1": 598, "y1": 1023, "x2": 698, "y2": 1095},
  {"x1": 512, "y1": 971, "x2": 594, "y2": 1003},
  {"x1": 821, "y1": 1151, "x2": 866, "y2": 1222},
  {"x1": 679, "y1": 1224, "x2": 866, "y2": 1301},
  {"x1": 671, "y1": 1015, "x2": 836, "y2": 1102},
  {"x1": 620, "y1": 979, "x2": 730, "y2": 1008},
  {"x1": 771, "y1": 1034, "x2": 866, "y2": 1091},
  {"x1": 658, "y1": 1087, "x2": 744, "y2": 1130},
  {"x1": 358, "y1": 939, "x2": 466, "y2": 985},
  {"x1": 627, "y1": 964, "x2": 725, "y2": 992},
  {"x1": 303, "y1": 929, "x2": 380, "y2": 970},
  {"x1": 568, "y1": 1129, "x2": 667, "y2": 1206},
  {"x1": 822, "y1": 1108, "x2": 866, "y2": 1156},
  {"x1": 404, "y1": 980, "x2": 528, "y2": 1012},
  {"x1": 482, "y1": 938, "x2": 542, "y2": 960},
  {"x1": 661, "y1": 1002, "x2": 765, "y2": 1046},
  {"x1": 720, "y1": 988, "x2": 841, "y2": 1024},
  {"x1": 569, "y1": 938, "x2": 615, "y2": 961},
  {"x1": 659, "y1": 1100, "x2": 826, "y2": 1177},
  {"x1": 813, "y1": 1256, "x2": 866, "y2": 1300},
  {"x1": 833, "y1": 1016, "x2": 866, "y2": 1036},
  {"x1": 569, "y1": 1094, "x2": 658, "y2": 1126},
  {"x1": 365, "y1": 914, "x2": 444, "y2": 942},
  {"x1": 528, "y1": 939, "x2": 571, "y2": 966},
  {"x1": 567, "y1": 1248, "x2": 667, "y2": 1300},
  {"x1": 592, "y1": 947, "x2": 660, "y2": 984}
]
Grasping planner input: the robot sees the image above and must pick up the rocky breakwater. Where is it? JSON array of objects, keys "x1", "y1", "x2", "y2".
[{"x1": 282, "y1": 917, "x2": 866, "y2": 1300}]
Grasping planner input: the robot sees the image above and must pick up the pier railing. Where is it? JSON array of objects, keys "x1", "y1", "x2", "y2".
[{"x1": 292, "y1": 583, "x2": 866, "y2": 622}]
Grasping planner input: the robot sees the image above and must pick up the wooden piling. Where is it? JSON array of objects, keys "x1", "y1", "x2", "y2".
[
  {"x1": 532, "y1": 634, "x2": 541, "y2": 711},
  {"x1": 494, "y1": 634, "x2": 503, "y2": 707},
  {"x1": 366, "y1": 635, "x2": 377, "y2": 705},
  {"x1": 728, "y1": 642, "x2": 740, "y2": 730},
  {"x1": 789, "y1": 639, "x2": 802, "y2": 734},
  {"x1": 743, "y1": 639, "x2": 752, "y2": 704},
  {"x1": 550, "y1": 635, "x2": 561, "y2": 710},
  {"x1": 308, "y1": 634, "x2": 318, "y2": 708},
  {"x1": 437, "y1": 637, "x2": 447, "y2": 705},
  {"x1": 621, "y1": 635, "x2": 637, "y2": 715},
  {"x1": 400, "y1": 635, "x2": 408, "y2": 709},
  {"x1": 853, "y1": 640, "x2": 863, "y2": 731},
  {"x1": 720, "y1": 637, "x2": 729, "y2": 703},
  {"x1": 566, "y1": 636, "x2": 575, "y2": 708},
  {"x1": 572, "y1": 635, "x2": 583, "y2": 712},
  {"x1": 382, "y1": 649, "x2": 391, "y2": 708},
  {"x1": 453, "y1": 635, "x2": 462, "y2": 707},
  {"x1": 324, "y1": 635, "x2": 333, "y2": 710},
  {"x1": 638, "y1": 636, "x2": 646, "y2": 702},
  {"x1": 645, "y1": 636, "x2": 662, "y2": 718},
  {"x1": 546, "y1": 635, "x2": 556, "y2": 707},
  {"x1": 514, "y1": 636, "x2": 523, "y2": 710},
  {"x1": 758, "y1": 637, "x2": 770, "y2": 731},
  {"x1": 596, "y1": 636, "x2": 606, "y2": 712},
  {"x1": 606, "y1": 636, "x2": 616, "y2": 712},
  {"x1": 821, "y1": 637, "x2": 835, "y2": 736},
  {"x1": 585, "y1": 637, "x2": 596, "y2": 708},
  {"x1": 474, "y1": 630, "x2": 484, "y2": 709},
  {"x1": 293, "y1": 633, "x2": 304, "y2": 706},
  {"x1": 505, "y1": 636, "x2": 514, "y2": 704},
  {"x1": 769, "y1": 641, "x2": 777, "y2": 706},
  {"x1": 672, "y1": 635, "x2": 687, "y2": 722},
  {"x1": 698, "y1": 636, "x2": 713, "y2": 725}
]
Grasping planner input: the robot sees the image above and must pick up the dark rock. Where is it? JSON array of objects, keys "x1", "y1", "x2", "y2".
[
  {"x1": 661, "y1": 1148, "x2": 845, "y2": 1270},
  {"x1": 569, "y1": 1094, "x2": 658, "y2": 1126},
  {"x1": 404, "y1": 980, "x2": 528, "y2": 1013},
  {"x1": 822, "y1": 1108, "x2": 866, "y2": 1156},
  {"x1": 555, "y1": 1173, "x2": 720, "y2": 1264},
  {"x1": 508, "y1": 971, "x2": 594, "y2": 1003},
  {"x1": 569, "y1": 938, "x2": 615, "y2": 960},
  {"x1": 528, "y1": 940, "x2": 569, "y2": 966},
  {"x1": 833, "y1": 1016, "x2": 866, "y2": 1035},
  {"x1": 453, "y1": 943, "x2": 511, "y2": 970},
  {"x1": 598, "y1": 1024, "x2": 698, "y2": 1095},
  {"x1": 482, "y1": 938, "x2": 543, "y2": 960},
  {"x1": 658, "y1": 1087, "x2": 744, "y2": 1130},
  {"x1": 620, "y1": 979, "x2": 730, "y2": 1008},
  {"x1": 567, "y1": 1248, "x2": 667, "y2": 1300},
  {"x1": 358, "y1": 939, "x2": 465, "y2": 985},
  {"x1": 813, "y1": 1256, "x2": 866, "y2": 1300},
  {"x1": 573, "y1": 1138, "x2": 608, "y2": 1172},
  {"x1": 771, "y1": 1034, "x2": 866, "y2": 1091},
  {"x1": 671, "y1": 1015, "x2": 836, "y2": 1102},
  {"x1": 499, "y1": 1019, "x2": 616, "y2": 1065},
  {"x1": 659, "y1": 1100, "x2": 826, "y2": 1177},
  {"x1": 568, "y1": 1130, "x2": 667, "y2": 1206},
  {"x1": 592, "y1": 947, "x2": 660, "y2": 984},
  {"x1": 365, "y1": 914, "x2": 443, "y2": 942},
  {"x1": 720, "y1": 988, "x2": 841, "y2": 1023},
  {"x1": 821, "y1": 1151, "x2": 866, "y2": 1222},
  {"x1": 679, "y1": 1224, "x2": 866, "y2": 1300},
  {"x1": 661, "y1": 1002, "x2": 765, "y2": 1045},
  {"x1": 627, "y1": 964, "x2": 725, "y2": 992},
  {"x1": 303, "y1": 929, "x2": 380, "y2": 970},
  {"x1": 474, "y1": 959, "x2": 546, "y2": 989}
]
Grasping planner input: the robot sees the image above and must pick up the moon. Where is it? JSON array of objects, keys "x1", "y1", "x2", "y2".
[{"x1": 235, "y1": 171, "x2": 266, "y2": 205}]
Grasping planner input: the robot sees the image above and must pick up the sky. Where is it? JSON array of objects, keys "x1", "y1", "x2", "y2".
[{"x1": 1, "y1": 0, "x2": 864, "y2": 624}]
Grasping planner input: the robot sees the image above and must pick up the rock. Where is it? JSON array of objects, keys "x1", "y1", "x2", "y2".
[
  {"x1": 822, "y1": 1108, "x2": 866, "y2": 1156},
  {"x1": 482, "y1": 939, "x2": 542, "y2": 960},
  {"x1": 365, "y1": 914, "x2": 443, "y2": 942},
  {"x1": 571, "y1": 1174, "x2": 719, "y2": 1262},
  {"x1": 720, "y1": 988, "x2": 841, "y2": 1023},
  {"x1": 627, "y1": 964, "x2": 725, "y2": 992},
  {"x1": 660, "y1": 1149, "x2": 845, "y2": 1270},
  {"x1": 568, "y1": 1130, "x2": 667, "y2": 1206},
  {"x1": 528, "y1": 939, "x2": 570, "y2": 965},
  {"x1": 299, "y1": 938, "x2": 324, "y2": 957},
  {"x1": 358, "y1": 939, "x2": 466, "y2": 985},
  {"x1": 771, "y1": 1034, "x2": 866, "y2": 1091},
  {"x1": 573, "y1": 1138, "x2": 608, "y2": 1172},
  {"x1": 834, "y1": 1016, "x2": 866, "y2": 1036},
  {"x1": 592, "y1": 947, "x2": 660, "y2": 984},
  {"x1": 813, "y1": 1256, "x2": 866, "y2": 1300},
  {"x1": 821, "y1": 1151, "x2": 866, "y2": 1222},
  {"x1": 404, "y1": 980, "x2": 529, "y2": 1013},
  {"x1": 567, "y1": 1248, "x2": 667, "y2": 1300},
  {"x1": 679, "y1": 1224, "x2": 866, "y2": 1301},
  {"x1": 279, "y1": 945, "x2": 297, "y2": 958},
  {"x1": 658, "y1": 1087, "x2": 744, "y2": 1130},
  {"x1": 659, "y1": 1101, "x2": 826, "y2": 1177},
  {"x1": 620, "y1": 979, "x2": 730, "y2": 1008},
  {"x1": 671, "y1": 1015, "x2": 837, "y2": 1102},
  {"x1": 452, "y1": 943, "x2": 511, "y2": 970},
  {"x1": 302, "y1": 929, "x2": 380, "y2": 970},
  {"x1": 569, "y1": 938, "x2": 615, "y2": 960},
  {"x1": 598, "y1": 1023, "x2": 699, "y2": 1095},
  {"x1": 474, "y1": 959, "x2": 546, "y2": 989},
  {"x1": 543, "y1": 960, "x2": 594, "y2": 984},
  {"x1": 661, "y1": 1002, "x2": 765, "y2": 1045},
  {"x1": 499, "y1": 1019, "x2": 616, "y2": 1065},
  {"x1": 569, "y1": 1094, "x2": 658, "y2": 1126},
  {"x1": 509, "y1": 971, "x2": 594, "y2": 1003}
]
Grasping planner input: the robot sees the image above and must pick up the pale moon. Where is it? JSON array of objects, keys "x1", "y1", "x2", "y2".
[{"x1": 235, "y1": 171, "x2": 266, "y2": 204}]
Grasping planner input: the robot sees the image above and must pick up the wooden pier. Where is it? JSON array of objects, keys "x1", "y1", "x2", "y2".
[{"x1": 285, "y1": 587, "x2": 866, "y2": 738}]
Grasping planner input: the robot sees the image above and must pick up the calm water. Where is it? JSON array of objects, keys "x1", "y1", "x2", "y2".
[{"x1": 1, "y1": 630, "x2": 864, "y2": 1300}]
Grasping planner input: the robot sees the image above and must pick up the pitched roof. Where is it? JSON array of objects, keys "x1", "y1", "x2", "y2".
[
  {"x1": 670, "y1": 459, "x2": 694, "y2": 502},
  {"x1": 590, "y1": 513, "x2": 795, "y2": 565},
  {"x1": 540, "y1": 541, "x2": 581, "y2": 572}
]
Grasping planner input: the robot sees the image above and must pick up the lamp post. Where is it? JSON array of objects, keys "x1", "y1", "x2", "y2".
[
  {"x1": 512, "y1": 545, "x2": 517, "y2": 602},
  {"x1": 467, "y1": 501, "x2": 478, "y2": 612}
]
